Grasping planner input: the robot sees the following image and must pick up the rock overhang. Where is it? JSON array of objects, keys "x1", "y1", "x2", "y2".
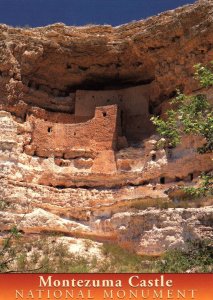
[
  {"x1": 0, "y1": 0, "x2": 213, "y2": 257},
  {"x1": 0, "y1": 0, "x2": 212, "y2": 109}
]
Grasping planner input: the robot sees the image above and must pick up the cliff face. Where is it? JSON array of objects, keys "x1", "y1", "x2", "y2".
[{"x1": 0, "y1": 0, "x2": 213, "y2": 257}]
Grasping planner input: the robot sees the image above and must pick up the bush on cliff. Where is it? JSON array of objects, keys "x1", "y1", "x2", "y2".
[
  {"x1": 151, "y1": 62, "x2": 213, "y2": 153},
  {"x1": 157, "y1": 240, "x2": 213, "y2": 273},
  {"x1": 151, "y1": 62, "x2": 213, "y2": 197},
  {"x1": 1, "y1": 233, "x2": 212, "y2": 273}
]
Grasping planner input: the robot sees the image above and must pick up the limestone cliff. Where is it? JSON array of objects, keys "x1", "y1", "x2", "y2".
[{"x1": 0, "y1": 0, "x2": 213, "y2": 259}]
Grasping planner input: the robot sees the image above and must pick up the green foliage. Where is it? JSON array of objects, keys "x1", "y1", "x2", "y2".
[
  {"x1": 100, "y1": 240, "x2": 213, "y2": 273},
  {"x1": 151, "y1": 109, "x2": 180, "y2": 147},
  {"x1": 100, "y1": 243, "x2": 165, "y2": 273},
  {"x1": 0, "y1": 225, "x2": 21, "y2": 272},
  {"x1": 151, "y1": 63, "x2": 213, "y2": 152},
  {"x1": 197, "y1": 111, "x2": 213, "y2": 153},
  {"x1": 0, "y1": 235, "x2": 91, "y2": 273},
  {"x1": 184, "y1": 173, "x2": 213, "y2": 199},
  {"x1": 10, "y1": 226, "x2": 20, "y2": 237},
  {"x1": 1, "y1": 234, "x2": 212, "y2": 273},
  {"x1": 16, "y1": 253, "x2": 27, "y2": 271},
  {"x1": 194, "y1": 62, "x2": 213, "y2": 87},
  {"x1": 158, "y1": 240, "x2": 213, "y2": 273}
]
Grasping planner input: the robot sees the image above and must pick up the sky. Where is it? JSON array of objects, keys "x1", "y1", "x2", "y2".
[{"x1": 0, "y1": 0, "x2": 196, "y2": 27}]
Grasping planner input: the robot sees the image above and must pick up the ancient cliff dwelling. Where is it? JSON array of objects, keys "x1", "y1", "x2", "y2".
[
  {"x1": 0, "y1": 0, "x2": 212, "y2": 270},
  {"x1": 25, "y1": 84, "x2": 154, "y2": 173}
]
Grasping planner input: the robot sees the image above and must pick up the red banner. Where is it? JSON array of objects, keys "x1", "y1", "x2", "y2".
[{"x1": 0, "y1": 273, "x2": 212, "y2": 300}]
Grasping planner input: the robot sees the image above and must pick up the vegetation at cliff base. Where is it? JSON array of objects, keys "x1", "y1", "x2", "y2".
[
  {"x1": 157, "y1": 240, "x2": 213, "y2": 273},
  {"x1": 0, "y1": 233, "x2": 212, "y2": 273}
]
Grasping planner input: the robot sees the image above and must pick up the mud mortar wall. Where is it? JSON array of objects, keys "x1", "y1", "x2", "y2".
[
  {"x1": 26, "y1": 105, "x2": 118, "y2": 158},
  {"x1": 76, "y1": 85, "x2": 154, "y2": 141}
]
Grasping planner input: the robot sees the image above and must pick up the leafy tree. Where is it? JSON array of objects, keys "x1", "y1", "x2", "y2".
[
  {"x1": 151, "y1": 62, "x2": 213, "y2": 153},
  {"x1": 184, "y1": 172, "x2": 213, "y2": 199},
  {"x1": 0, "y1": 226, "x2": 20, "y2": 272},
  {"x1": 151, "y1": 62, "x2": 213, "y2": 197}
]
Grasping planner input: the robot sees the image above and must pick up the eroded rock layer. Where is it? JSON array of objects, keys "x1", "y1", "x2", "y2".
[{"x1": 0, "y1": 0, "x2": 213, "y2": 255}]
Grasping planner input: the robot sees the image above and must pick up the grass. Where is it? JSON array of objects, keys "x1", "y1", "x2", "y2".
[
  {"x1": 100, "y1": 243, "x2": 158, "y2": 273},
  {"x1": 0, "y1": 233, "x2": 212, "y2": 273},
  {"x1": 158, "y1": 240, "x2": 213, "y2": 273},
  {"x1": 129, "y1": 197, "x2": 211, "y2": 211},
  {"x1": 129, "y1": 198, "x2": 170, "y2": 210},
  {"x1": 1, "y1": 236, "x2": 91, "y2": 273}
]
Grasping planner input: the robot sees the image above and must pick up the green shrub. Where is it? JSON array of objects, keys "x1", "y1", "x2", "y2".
[
  {"x1": 184, "y1": 173, "x2": 213, "y2": 199},
  {"x1": 194, "y1": 62, "x2": 213, "y2": 87},
  {"x1": 101, "y1": 243, "x2": 158, "y2": 273},
  {"x1": 151, "y1": 63, "x2": 213, "y2": 152},
  {"x1": 1, "y1": 234, "x2": 212, "y2": 273},
  {"x1": 158, "y1": 240, "x2": 213, "y2": 273}
]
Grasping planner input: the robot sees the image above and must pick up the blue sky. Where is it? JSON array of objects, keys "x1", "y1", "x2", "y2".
[{"x1": 0, "y1": 0, "x2": 196, "y2": 27}]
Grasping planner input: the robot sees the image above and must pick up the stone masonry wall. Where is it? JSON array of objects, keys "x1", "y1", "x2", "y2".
[
  {"x1": 75, "y1": 85, "x2": 154, "y2": 141},
  {"x1": 25, "y1": 105, "x2": 118, "y2": 158}
]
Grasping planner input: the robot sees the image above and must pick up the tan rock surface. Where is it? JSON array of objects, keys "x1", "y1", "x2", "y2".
[
  {"x1": 0, "y1": 0, "x2": 213, "y2": 113},
  {"x1": 0, "y1": 0, "x2": 212, "y2": 256}
]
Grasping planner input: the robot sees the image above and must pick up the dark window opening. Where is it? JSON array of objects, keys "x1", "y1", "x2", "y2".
[
  {"x1": 67, "y1": 63, "x2": 72, "y2": 69},
  {"x1": 103, "y1": 112, "x2": 107, "y2": 117},
  {"x1": 149, "y1": 102, "x2": 154, "y2": 115},
  {"x1": 151, "y1": 153, "x2": 156, "y2": 161},
  {"x1": 48, "y1": 127, "x2": 52, "y2": 133},
  {"x1": 160, "y1": 177, "x2": 165, "y2": 184},
  {"x1": 28, "y1": 80, "x2": 33, "y2": 88},
  {"x1": 55, "y1": 185, "x2": 66, "y2": 190},
  {"x1": 78, "y1": 65, "x2": 88, "y2": 71},
  {"x1": 107, "y1": 99, "x2": 110, "y2": 103},
  {"x1": 0, "y1": 71, "x2": 2, "y2": 76},
  {"x1": 189, "y1": 173, "x2": 194, "y2": 181}
]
